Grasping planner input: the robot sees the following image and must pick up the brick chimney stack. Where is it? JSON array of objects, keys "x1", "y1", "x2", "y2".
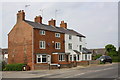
[
  {"x1": 48, "y1": 19, "x2": 56, "y2": 26},
  {"x1": 34, "y1": 16, "x2": 42, "y2": 23},
  {"x1": 60, "y1": 21, "x2": 67, "y2": 29},
  {"x1": 17, "y1": 10, "x2": 25, "y2": 23}
]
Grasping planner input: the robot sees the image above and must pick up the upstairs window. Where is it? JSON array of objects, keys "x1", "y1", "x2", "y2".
[
  {"x1": 55, "y1": 33, "x2": 60, "y2": 38},
  {"x1": 39, "y1": 41, "x2": 46, "y2": 49},
  {"x1": 55, "y1": 42, "x2": 61, "y2": 49},
  {"x1": 79, "y1": 37, "x2": 82, "y2": 41},
  {"x1": 68, "y1": 43, "x2": 72, "y2": 50},
  {"x1": 40, "y1": 30, "x2": 45, "y2": 35},
  {"x1": 69, "y1": 35, "x2": 72, "y2": 40}
]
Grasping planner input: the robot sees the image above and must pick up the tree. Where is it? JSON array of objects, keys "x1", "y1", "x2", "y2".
[{"x1": 105, "y1": 44, "x2": 117, "y2": 56}]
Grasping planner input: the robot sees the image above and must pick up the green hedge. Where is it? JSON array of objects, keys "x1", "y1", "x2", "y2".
[
  {"x1": 4, "y1": 63, "x2": 26, "y2": 71},
  {"x1": 111, "y1": 56, "x2": 120, "y2": 62}
]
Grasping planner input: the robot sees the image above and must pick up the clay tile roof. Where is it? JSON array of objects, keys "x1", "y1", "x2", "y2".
[{"x1": 24, "y1": 20, "x2": 85, "y2": 37}]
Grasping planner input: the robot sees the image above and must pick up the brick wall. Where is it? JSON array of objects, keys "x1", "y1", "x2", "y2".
[
  {"x1": 33, "y1": 29, "x2": 65, "y2": 64},
  {"x1": 88, "y1": 60, "x2": 100, "y2": 65},
  {"x1": 8, "y1": 21, "x2": 33, "y2": 69},
  {"x1": 77, "y1": 61, "x2": 89, "y2": 66}
]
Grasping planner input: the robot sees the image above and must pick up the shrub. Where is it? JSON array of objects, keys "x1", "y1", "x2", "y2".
[
  {"x1": 0, "y1": 61, "x2": 7, "y2": 71},
  {"x1": 111, "y1": 56, "x2": 120, "y2": 62},
  {"x1": 4, "y1": 63, "x2": 26, "y2": 71}
]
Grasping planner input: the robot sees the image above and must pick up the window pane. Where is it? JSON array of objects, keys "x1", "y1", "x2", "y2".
[
  {"x1": 69, "y1": 35, "x2": 72, "y2": 40},
  {"x1": 42, "y1": 58, "x2": 46, "y2": 62},
  {"x1": 68, "y1": 43, "x2": 72, "y2": 49},
  {"x1": 70, "y1": 55, "x2": 72, "y2": 61},
  {"x1": 38, "y1": 58, "x2": 41, "y2": 62},
  {"x1": 42, "y1": 55, "x2": 46, "y2": 62},
  {"x1": 40, "y1": 30, "x2": 45, "y2": 35},
  {"x1": 55, "y1": 42, "x2": 60, "y2": 49},
  {"x1": 85, "y1": 54, "x2": 87, "y2": 60}
]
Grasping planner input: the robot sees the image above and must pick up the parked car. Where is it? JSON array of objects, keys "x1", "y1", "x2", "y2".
[{"x1": 97, "y1": 56, "x2": 112, "y2": 64}]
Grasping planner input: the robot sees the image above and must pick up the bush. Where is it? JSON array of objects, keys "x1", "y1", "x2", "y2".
[
  {"x1": 111, "y1": 56, "x2": 120, "y2": 62},
  {"x1": 4, "y1": 63, "x2": 26, "y2": 71},
  {"x1": 0, "y1": 61, "x2": 7, "y2": 71}
]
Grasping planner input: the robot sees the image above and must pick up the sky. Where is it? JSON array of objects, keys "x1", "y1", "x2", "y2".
[{"x1": 0, "y1": 1, "x2": 118, "y2": 49}]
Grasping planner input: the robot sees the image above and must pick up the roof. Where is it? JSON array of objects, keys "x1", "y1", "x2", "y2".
[
  {"x1": 82, "y1": 48, "x2": 91, "y2": 54},
  {"x1": 73, "y1": 50, "x2": 81, "y2": 54},
  {"x1": 24, "y1": 20, "x2": 85, "y2": 37},
  {"x1": 88, "y1": 48, "x2": 106, "y2": 55},
  {"x1": 2, "y1": 48, "x2": 8, "y2": 54}
]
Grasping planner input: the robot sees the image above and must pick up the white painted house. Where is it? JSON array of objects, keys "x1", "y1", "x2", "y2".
[{"x1": 65, "y1": 33, "x2": 92, "y2": 62}]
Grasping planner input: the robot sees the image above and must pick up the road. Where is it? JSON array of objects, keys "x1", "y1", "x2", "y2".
[{"x1": 2, "y1": 63, "x2": 120, "y2": 80}]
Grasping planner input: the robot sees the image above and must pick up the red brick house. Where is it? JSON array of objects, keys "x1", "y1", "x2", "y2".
[{"x1": 8, "y1": 10, "x2": 92, "y2": 70}]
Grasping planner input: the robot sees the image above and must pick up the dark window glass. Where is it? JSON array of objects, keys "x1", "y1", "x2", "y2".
[
  {"x1": 85, "y1": 54, "x2": 87, "y2": 60},
  {"x1": 42, "y1": 55, "x2": 46, "y2": 62},
  {"x1": 69, "y1": 35, "x2": 72, "y2": 40},
  {"x1": 38, "y1": 58, "x2": 41, "y2": 62}
]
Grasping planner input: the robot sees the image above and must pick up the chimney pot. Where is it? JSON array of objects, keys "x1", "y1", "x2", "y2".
[
  {"x1": 17, "y1": 10, "x2": 25, "y2": 23},
  {"x1": 60, "y1": 20, "x2": 67, "y2": 29},
  {"x1": 34, "y1": 15, "x2": 42, "y2": 23},
  {"x1": 48, "y1": 19, "x2": 56, "y2": 26}
]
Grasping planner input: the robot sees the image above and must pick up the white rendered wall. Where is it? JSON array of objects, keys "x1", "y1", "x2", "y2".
[
  {"x1": 65, "y1": 34, "x2": 86, "y2": 61},
  {"x1": 65, "y1": 34, "x2": 86, "y2": 53}
]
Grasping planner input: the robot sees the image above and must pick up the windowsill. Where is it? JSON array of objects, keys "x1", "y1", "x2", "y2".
[
  {"x1": 55, "y1": 37, "x2": 60, "y2": 38},
  {"x1": 40, "y1": 48, "x2": 46, "y2": 49},
  {"x1": 36, "y1": 62, "x2": 47, "y2": 64},
  {"x1": 55, "y1": 48, "x2": 61, "y2": 50},
  {"x1": 59, "y1": 60, "x2": 65, "y2": 61}
]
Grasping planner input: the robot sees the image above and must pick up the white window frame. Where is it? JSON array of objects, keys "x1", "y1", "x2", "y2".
[
  {"x1": 40, "y1": 30, "x2": 45, "y2": 35},
  {"x1": 39, "y1": 41, "x2": 46, "y2": 49},
  {"x1": 68, "y1": 43, "x2": 72, "y2": 50},
  {"x1": 58, "y1": 54, "x2": 65, "y2": 61},
  {"x1": 55, "y1": 33, "x2": 60, "y2": 38},
  {"x1": 36, "y1": 54, "x2": 47, "y2": 63},
  {"x1": 55, "y1": 42, "x2": 61, "y2": 49}
]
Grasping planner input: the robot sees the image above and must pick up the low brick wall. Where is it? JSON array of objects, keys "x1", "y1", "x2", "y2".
[
  {"x1": 77, "y1": 61, "x2": 89, "y2": 66},
  {"x1": 88, "y1": 60, "x2": 100, "y2": 65},
  {"x1": 70, "y1": 62, "x2": 77, "y2": 67},
  {"x1": 60, "y1": 64, "x2": 72, "y2": 68},
  {"x1": 50, "y1": 65, "x2": 58, "y2": 69},
  {"x1": 34, "y1": 60, "x2": 100, "y2": 70},
  {"x1": 34, "y1": 64, "x2": 49, "y2": 70}
]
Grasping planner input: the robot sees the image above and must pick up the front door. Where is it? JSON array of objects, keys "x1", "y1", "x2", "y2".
[
  {"x1": 66, "y1": 55, "x2": 69, "y2": 62},
  {"x1": 74, "y1": 55, "x2": 76, "y2": 61}
]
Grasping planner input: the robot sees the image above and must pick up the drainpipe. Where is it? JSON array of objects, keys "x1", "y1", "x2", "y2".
[{"x1": 32, "y1": 29, "x2": 34, "y2": 70}]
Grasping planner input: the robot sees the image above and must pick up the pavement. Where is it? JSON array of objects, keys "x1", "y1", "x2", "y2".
[{"x1": 2, "y1": 63, "x2": 120, "y2": 79}]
